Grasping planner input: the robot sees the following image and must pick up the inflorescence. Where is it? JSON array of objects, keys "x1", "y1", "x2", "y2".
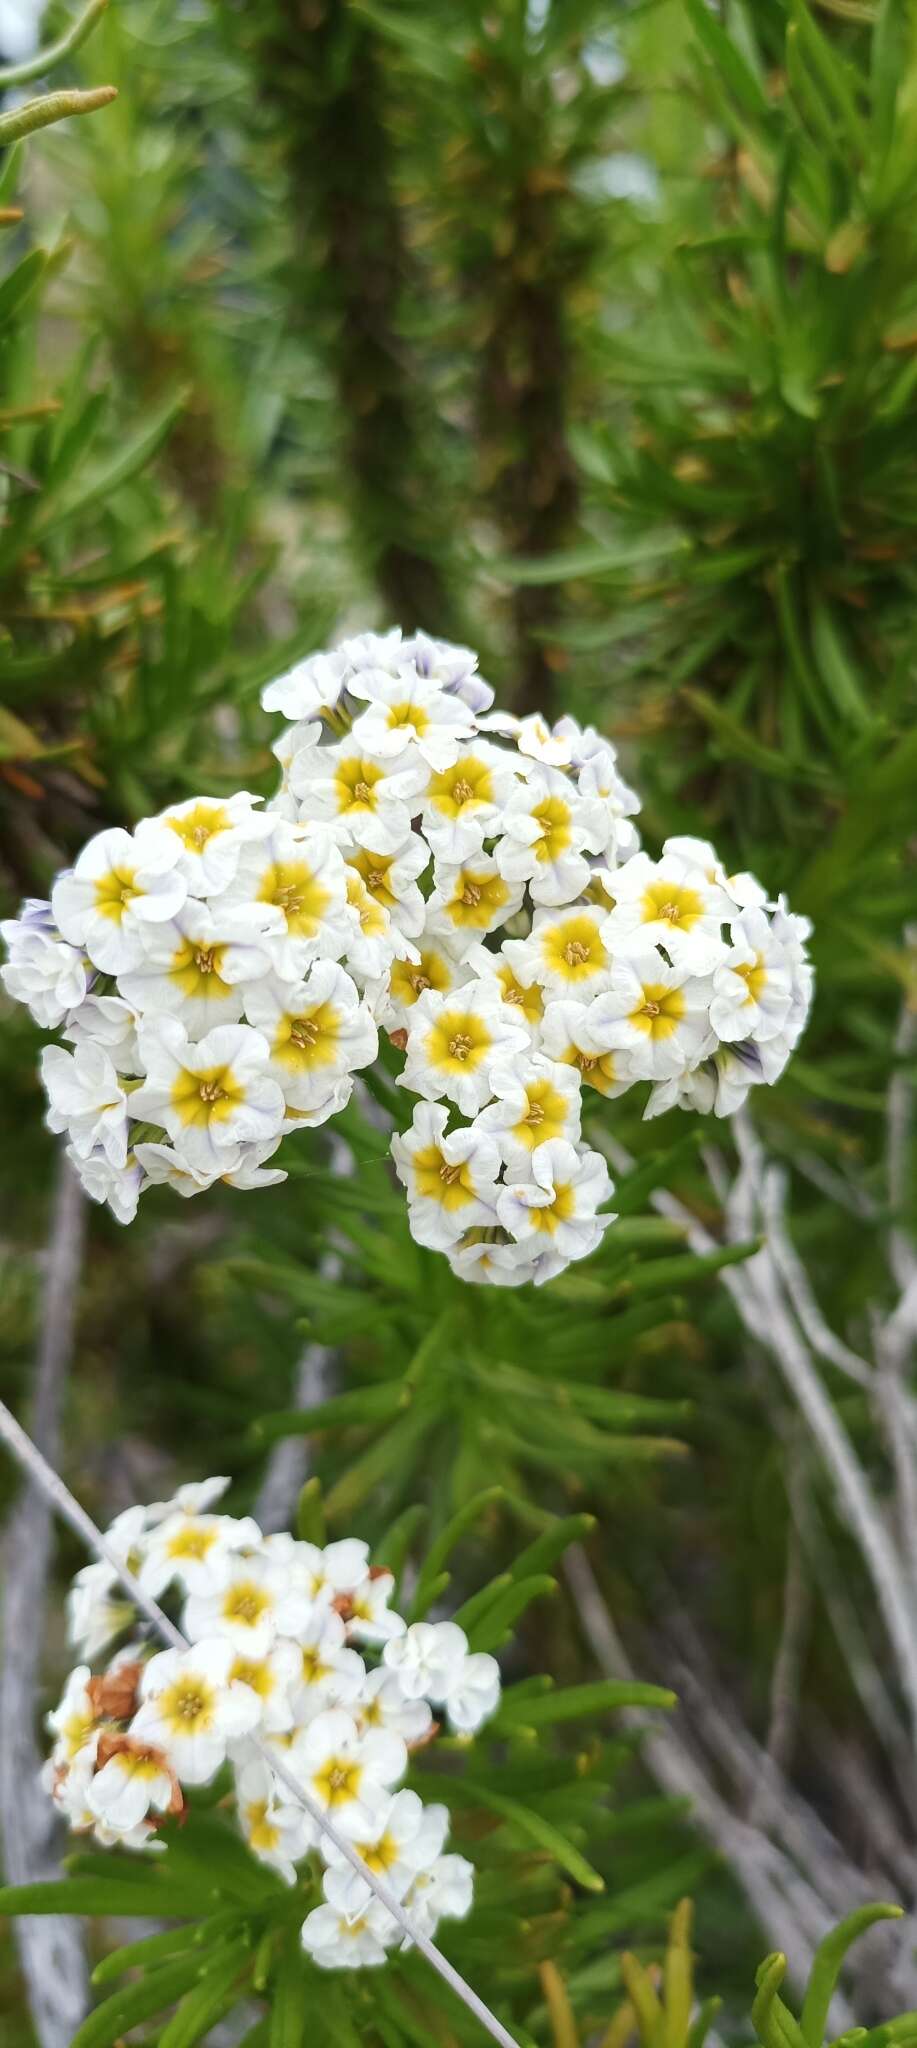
[
  {"x1": 46, "y1": 1477, "x2": 497, "y2": 1969},
  {"x1": 2, "y1": 628, "x2": 813, "y2": 1286}
]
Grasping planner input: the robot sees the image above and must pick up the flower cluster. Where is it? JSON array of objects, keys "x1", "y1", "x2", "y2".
[
  {"x1": 2, "y1": 626, "x2": 813, "y2": 1284},
  {"x1": 45, "y1": 1477, "x2": 498, "y2": 1969}
]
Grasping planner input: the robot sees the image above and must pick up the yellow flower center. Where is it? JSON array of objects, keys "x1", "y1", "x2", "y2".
[
  {"x1": 335, "y1": 756, "x2": 382, "y2": 814},
  {"x1": 513, "y1": 1076, "x2": 568, "y2": 1149},
  {"x1": 258, "y1": 859, "x2": 331, "y2": 937},
  {"x1": 387, "y1": 700, "x2": 429, "y2": 736},
  {"x1": 172, "y1": 1062, "x2": 243, "y2": 1128},
  {"x1": 426, "y1": 1009, "x2": 492, "y2": 1078},
  {"x1": 641, "y1": 880, "x2": 704, "y2": 931},
  {"x1": 169, "y1": 941, "x2": 232, "y2": 1005},
  {"x1": 223, "y1": 1582, "x2": 269, "y2": 1628},
  {"x1": 94, "y1": 867, "x2": 140, "y2": 924},
  {"x1": 358, "y1": 1832, "x2": 398, "y2": 1874},
  {"x1": 245, "y1": 1800, "x2": 280, "y2": 1853},
  {"x1": 528, "y1": 1182, "x2": 576, "y2": 1235},
  {"x1": 315, "y1": 1756, "x2": 362, "y2": 1805},
  {"x1": 532, "y1": 796, "x2": 572, "y2": 863},
  {"x1": 428, "y1": 754, "x2": 493, "y2": 819},
  {"x1": 160, "y1": 1679, "x2": 214, "y2": 1731},
  {"x1": 447, "y1": 870, "x2": 510, "y2": 930},
  {"x1": 543, "y1": 915, "x2": 607, "y2": 984},
  {"x1": 736, "y1": 955, "x2": 767, "y2": 1003},
  {"x1": 167, "y1": 1525, "x2": 216, "y2": 1563},
  {"x1": 630, "y1": 983, "x2": 686, "y2": 1039},
  {"x1": 231, "y1": 1657, "x2": 272, "y2": 1698},
  {"x1": 168, "y1": 802, "x2": 232, "y2": 852},
  {"x1": 276, "y1": 1002, "x2": 341, "y2": 1072},
  {"x1": 413, "y1": 1144, "x2": 475, "y2": 1212}
]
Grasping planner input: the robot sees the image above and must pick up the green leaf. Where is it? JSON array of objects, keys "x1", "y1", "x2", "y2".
[
  {"x1": 410, "y1": 1486, "x2": 505, "y2": 1620},
  {"x1": 295, "y1": 1476, "x2": 326, "y2": 1546},
  {"x1": 250, "y1": 1382, "x2": 407, "y2": 1445},
  {"x1": 270, "y1": 1932, "x2": 309, "y2": 2048},
  {"x1": 456, "y1": 1778, "x2": 605, "y2": 1893},
  {"x1": 493, "y1": 1679, "x2": 676, "y2": 1728},
  {"x1": 70, "y1": 1955, "x2": 207, "y2": 2048},
  {"x1": 801, "y1": 1906, "x2": 903, "y2": 2047},
  {"x1": 465, "y1": 1573, "x2": 557, "y2": 1652},
  {"x1": 158, "y1": 1944, "x2": 248, "y2": 2048},
  {"x1": 33, "y1": 390, "x2": 185, "y2": 536},
  {"x1": 0, "y1": 1878, "x2": 202, "y2": 1918},
  {"x1": 0, "y1": 247, "x2": 48, "y2": 325}
]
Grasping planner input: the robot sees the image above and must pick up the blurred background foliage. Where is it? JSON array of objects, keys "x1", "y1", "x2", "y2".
[{"x1": 2, "y1": 0, "x2": 917, "y2": 2042}]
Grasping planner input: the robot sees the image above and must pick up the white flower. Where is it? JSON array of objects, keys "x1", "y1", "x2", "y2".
[
  {"x1": 291, "y1": 742, "x2": 425, "y2": 853},
  {"x1": 227, "y1": 1639, "x2": 302, "y2": 1734},
  {"x1": 663, "y1": 834, "x2": 767, "y2": 912},
  {"x1": 391, "y1": 1102, "x2": 501, "y2": 1249},
  {"x1": 1, "y1": 904, "x2": 86, "y2": 1026},
  {"x1": 419, "y1": 743, "x2": 517, "y2": 863},
  {"x1": 290, "y1": 1537, "x2": 371, "y2": 1609},
  {"x1": 215, "y1": 821, "x2": 351, "y2": 979},
  {"x1": 301, "y1": 1870, "x2": 398, "y2": 1970},
  {"x1": 402, "y1": 1853, "x2": 474, "y2": 1942},
  {"x1": 236, "y1": 1756, "x2": 315, "y2": 1881},
  {"x1": 243, "y1": 963, "x2": 377, "y2": 1113},
  {"x1": 63, "y1": 995, "x2": 141, "y2": 1074},
  {"x1": 427, "y1": 854, "x2": 524, "y2": 950},
  {"x1": 349, "y1": 667, "x2": 475, "y2": 771},
  {"x1": 408, "y1": 630, "x2": 493, "y2": 713},
  {"x1": 153, "y1": 793, "x2": 274, "y2": 894},
  {"x1": 497, "y1": 1137, "x2": 613, "y2": 1263},
  {"x1": 709, "y1": 907, "x2": 795, "y2": 1045},
  {"x1": 221, "y1": 1141, "x2": 288, "y2": 1190},
  {"x1": 346, "y1": 1569, "x2": 406, "y2": 1646},
  {"x1": 130, "y1": 1018, "x2": 285, "y2": 1174},
  {"x1": 86, "y1": 1739, "x2": 179, "y2": 1836},
  {"x1": 46, "y1": 1666, "x2": 96, "y2": 1764},
  {"x1": 472, "y1": 1056, "x2": 581, "y2": 1174},
  {"x1": 262, "y1": 632, "x2": 404, "y2": 723},
  {"x1": 118, "y1": 901, "x2": 273, "y2": 1038},
  {"x1": 601, "y1": 851, "x2": 731, "y2": 971},
  {"x1": 287, "y1": 1707, "x2": 406, "y2": 1837},
  {"x1": 506, "y1": 906, "x2": 614, "y2": 1000},
  {"x1": 441, "y1": 1651, "x2": 501, "y2": 1734},
  {"x1": 345, "y1": 834, "x2": 429, "y2": 943},
  {"x1": 446, "y1": 1237, "x2": 545, "y2": 1288},
  {"x1": 376, "y1": 932, "x2": 472, "y2": 1030},
  {"x1": 515, "y1": 712, "x2": 574, "y2": 768},
  {"x1": 495, "y1": 767, "x2": 607, "y2": 906},
  {"x1": 323, "y1": 1789, "x2": 448, "y2": 1911},
  {"x1": 383, "y1": 1622, "x2": 467, "y2": 1702},
  {"x1": 140, "y1": 1506, "x2": 262, "y2": 1600},
  {"x1": 540, "y1": 997, "x2": 636, "y2": 1099},
  {"x1": 147, "y1": 1476, "x2": 231, "y2": 1521},
  {"x1": 131, "y1": 1639, "x2": 262, "y2": 1784},
  {"x1": 586, "y1": 951, "x2": 715, "y2": 1081},
  {"x1": 342, "y1": 870, "x2": 405, "y2": 982},
  {"x1": 69, "y1": 1146, "x2": 142, "y2": 1223},
  {"x1": 463, "y1": 945, "x2": 544, "y2": 1040},
  {"x1": 66, "y1": 1507, "x2": 148, "y2": 1658},
  {"x1": 183, "y1": 1553, "x2": 312, "y2": 1659},
  {"x1": 354, "y1": 1668, "x2": 433, "y2": 1746},
  {"x1": 51, "y1": 825, "x2": 186, "y2": 975},
  {"x1": 400, "y1": 981, "x2": 529, "y2": 1118},
  {"x1": 770, "y1": 896, "x2": 815, "y2": 1050},
  {"x1": 133, "y1": 1141, "x2": 216, "y2": 1199},
  {"x1": 287, "y1": 1609, "x2": 366, "y2": 1723},
  {"x1": 42, "y1": 1042, "x2": 128, "y2": 1167}
]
